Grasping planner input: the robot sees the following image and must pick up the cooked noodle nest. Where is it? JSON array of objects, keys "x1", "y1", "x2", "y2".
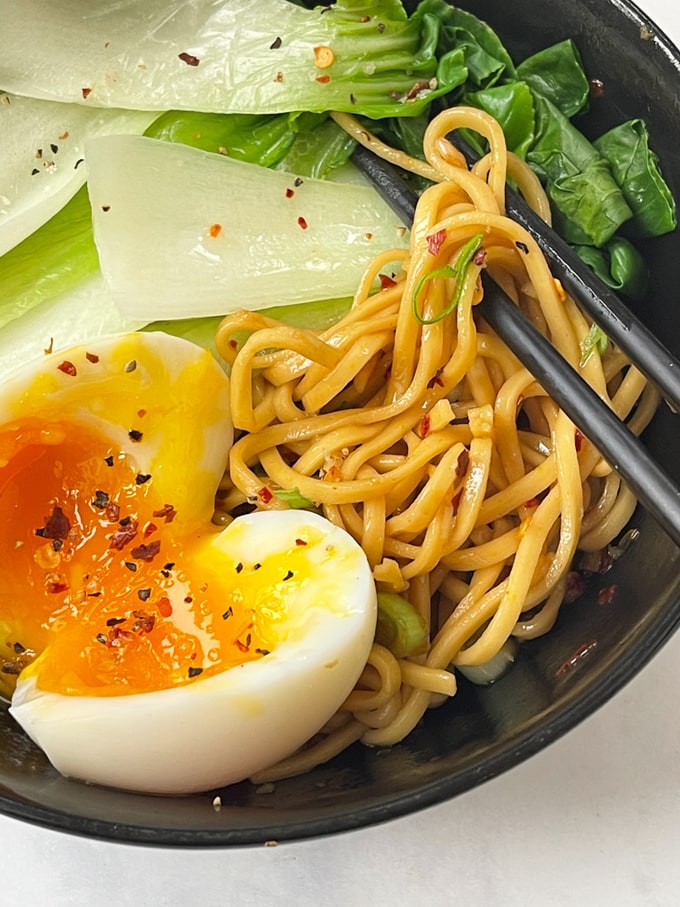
[{"x1": 214, "y1": 106, "x2": 658, "y2": 780}]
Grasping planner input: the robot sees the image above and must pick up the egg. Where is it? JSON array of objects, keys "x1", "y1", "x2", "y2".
[{"x1": 1, "y1": 332, "x2": 377, "y2": 794}]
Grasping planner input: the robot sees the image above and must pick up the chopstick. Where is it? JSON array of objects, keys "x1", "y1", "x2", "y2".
[
  {"x1": 449, "y1": 131, "x2": 680, "y2": 414},
  {"x1": 351, "y1": 143, "x2": 680, "y2": 547}
]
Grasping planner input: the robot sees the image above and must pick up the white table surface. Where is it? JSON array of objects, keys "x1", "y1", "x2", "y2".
[{"x1": 3, "y1": 2, "x2": 680, "y2": 904}]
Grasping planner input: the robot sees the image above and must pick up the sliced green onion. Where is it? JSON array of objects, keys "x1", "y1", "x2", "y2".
[
  {"x1": 580, "y1": 322, "x2": 609, "y2": 366},
  {"x1": 375, "y1": 592, "x2": 428, "y2": 659},
  {"x1": 411, "y1": 233, "x2": 484, "y2": 325},
  {"x1": 273, "y1": 488, "x2": 318, "y2": 510}
]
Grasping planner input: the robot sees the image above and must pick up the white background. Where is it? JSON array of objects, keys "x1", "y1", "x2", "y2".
[{"x1": 2, "y1": 1, "x2": 679, "y2": 904}]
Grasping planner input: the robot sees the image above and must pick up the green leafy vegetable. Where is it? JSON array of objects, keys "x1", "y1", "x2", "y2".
[
  {"x1": 463, "y1": 82, "x2": 535, "y2": 157},
  {"x1": 516, "y1": 39, "x2": 590, "y2": 118},
  {"x1": 594, "y1": 119, "x2": 677, "y2": 239},
  {"x1": 0, "y1": 0, "x2": 470, "y2": 119},
  {"x1": 573, "y1": 237, "x2": 648, "y2": 300},
  {"x1": 375, "y1": 592, "x2": 428, "y2": 658},
  {"x1": 528, "y1": 95, "x2": 632, "y2": 247},
  {"x1": 0, "y1": 186, "x2": 99, "y2": 330}
]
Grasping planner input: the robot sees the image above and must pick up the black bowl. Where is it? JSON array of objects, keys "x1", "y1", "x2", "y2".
[{"x1": 2, "y1": 0, "x2": 680, "y2": 846}]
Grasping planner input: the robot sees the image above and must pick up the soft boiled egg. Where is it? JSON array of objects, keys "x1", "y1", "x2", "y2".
[{"x1": 1, "y1": 332, "x2": 376, "y2": 794}]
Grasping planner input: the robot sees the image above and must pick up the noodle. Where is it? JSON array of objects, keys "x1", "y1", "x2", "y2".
[{"x1": 214, "y1": 106, "x2": 659, "y2": 777}]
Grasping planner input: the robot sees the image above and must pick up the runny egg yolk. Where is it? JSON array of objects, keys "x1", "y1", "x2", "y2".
[{"x1": 0, "y1": 418, "x2": 309, "y2": 699}]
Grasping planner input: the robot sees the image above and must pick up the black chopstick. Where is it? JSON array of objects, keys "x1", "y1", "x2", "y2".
[
  {"x1": 448, "y1": 131, "x2": 680, "y2": 414},
  {"x1": 351, "y1": 143, "x2": 680, "y2": 547}
]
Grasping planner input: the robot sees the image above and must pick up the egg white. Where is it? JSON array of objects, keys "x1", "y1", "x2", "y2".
[{"x1": 10, "y1": 510, "x2": 377, "y2": 794}]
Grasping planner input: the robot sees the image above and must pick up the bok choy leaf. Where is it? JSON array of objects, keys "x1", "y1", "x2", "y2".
[
  {"x1": 0, "y1": 0, "x2": 467, "y2": 119},
  {"x1": 86, "y1": 134, "x2": 409, "y2": 320},
  {"x1": 0, "y1": 93, "x2": 155, "y2": 256}
]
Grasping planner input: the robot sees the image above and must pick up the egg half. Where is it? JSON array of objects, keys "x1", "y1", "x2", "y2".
[{"x1": 1, "y1": 332, "x2": 376, "y2": 794}]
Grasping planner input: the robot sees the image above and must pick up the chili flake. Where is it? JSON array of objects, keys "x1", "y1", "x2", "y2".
[
  {"x1": 208, "y1": 223, "x2": 222, "y2": 238},
  {"x1": 315, "y1": 74, "x2": 331, "y2": 84},
  {"x1": 313, "y1": 45, "x2": 335, "y2": 68},
  {"x1": 258, "y1": 486, "x2": 273, "y2": 504},
  {"x1": 37, "y1": 506, "x2": 71, "y2": 540},
  {"x1": 158, "y1": 597, "x2": 172, "y2": 618},
  {"x1": 274, "y1": 71, "x2": 283, "y2": 82},
  {"x1": 589, "y1": 78, "x2": 605, "y2": 97},
  {"x1": 418, "y1": 414, "x2": 431, "y2": 438},
  {"x1": 82, "y1": 88, "x2": 92, "y2": 99},
  {"x1": 598, "y1": 584, "x2": 618, "y2": 606},
  {"x1": 143, "y1": 522, "x2": 158, "y2": 539},
  {"x1": 297, "y1": 216, "x2": 308, "y2": 230},
  {"x1": 178, "y1": 51, "x2": 200, "y2": 66},
  {"x1": 427, "y1": 229, "x2": 447, "y2": 256},
  {"x1": 109, "y1": 521, "x2": 138, "y2": 550},
  {"x1": 153, "y1": 504, "x2": 177, "y2": 523},
  {"x1": 58, "y1": 360, "x2": 77, "y2": 377},
  {"x1": 379, "y1": 274, "x2": 397, "y2": 290},
  {"x1": 295, "y1": 538, "x2": 308, "y2": 546},
  {"x1": 455, "y1": 448, "x2": 470, "y2": 478},
  {"x1": 131, "y1": 540, "x2": 161, "y2": 562},
  {"x1": 285, "y1": 188, "x2": 295, "y2": 199}
]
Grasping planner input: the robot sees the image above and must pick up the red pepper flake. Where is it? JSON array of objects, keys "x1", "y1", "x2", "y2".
[
  {"x1": 575, "y1": 430, "x2": 584, "y2": 452},
  {"x1": 473, "y1": 247, "x2": 487, "y2": 266},
  {"x1": 143, "y1": 522, "x2": 158, "y2": 539},
  {"x1": 36, "y1": 506, "x2": 71, "y2": 540},
  {"x1": 297, "y1": 216, "x2": 308, "y2": 230},
  {"x1": 315, "y1": 74, "x2": 331, "y2": 84},
  {"x1": 208, "y1": 223, "x2": 222, "y2": 238},
  {"x1": 104, "y1": 501, "x2": 120, "y2": 522},
  {"x1": 270, "y1": 36, "x2": 282, "y2": 50},
  {"x1": 152, "y1": 504, "x2": 176, "y2": 523},
  {"x1": 81, "y1": 87, "x2": 92, "y2": 99},
  {"x1": 295, "y1": 538, "x2": 308, "y2": 546},
  {"x1": 274, "y1": 71, "x2": 284, "y2": 82},
  {"x1": 137, "y1": 409, "x2": 147, "y2": 418},
  {"x1": 131, "y1": 610, "x2": 155, "y2": 633},
  {"x1": 58, "y1": 360, "x2": 77, "y2": 377},
  {"x1": 131, "y1": 540, "x2": 161, "y2": 562},
  {"x1": 158, "y1": 597, "x2": 172, "y2": 618},
  {"x1": 418, "y1": 414, "x2": 431, "y2": 438},
  {"x1": 555, "y1": 640, "x2": 597, "y2": 678},
  {"x1": 427, "y1": 229, "x2": 447, "y2": 256},
  {"x1": 379, "y1": 274, "x2": 397, "y2": 290},
  {"x1": 178, "y1": 51, "x2": 200, "y2": 67},
  {"x1": 524, "y1": 497, "x2": 539, "y2": 509},
  {"x1": 455, "y1": 448, "x2": 470, "y2": 478},
  {"x1": 234, "y1": 639, "x2": 249, "y2": 653},
  {"x1": 285, "y1": 188, "x2": 295, "y2": 199},
  {"x1": 229, "y1": 339, "x2": 238, "y2": 349},
  {"x1": 451, "y1": 489, "x2": 463, "y2": 509},
  {"x1": 85, "y1": 351, "x2": 99, "y2": 363},
  {"x1": 110, "y1": 522, "x2": 139, "y2": 550},
  {"x1": 188, "y1": 666, "x2": 203, "y2": 677},
  {"x1": 259, "y1": 486, "x2": 274, "y2": 504},
  {"x1": 598, "y1": 583, "x2": 618, "y2": 606}
]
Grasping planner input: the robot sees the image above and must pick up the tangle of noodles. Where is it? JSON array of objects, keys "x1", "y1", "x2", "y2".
[{"x1": 213, "y1": 107, "x2": 660, "y2": 782}]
